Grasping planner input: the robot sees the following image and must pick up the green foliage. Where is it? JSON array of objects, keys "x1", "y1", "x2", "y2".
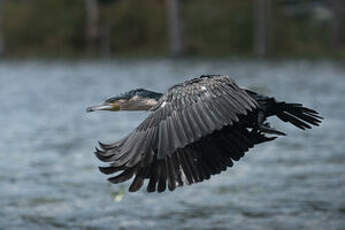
[
  {"x1": 272, "y1": 4, "x2": 335, "y2": 57},
  {"x1": 3, "y1": 0, "x2": 85, "y2": 56},
  {"x1": 1, "y1": 0, "x2": 343, "y2": 57},
  {"x1": 105, "y1": 0, "x2": 167, "y2": 54},
  {"x1": 183, "y1": 0, "x2": 253, "y2": 56}
]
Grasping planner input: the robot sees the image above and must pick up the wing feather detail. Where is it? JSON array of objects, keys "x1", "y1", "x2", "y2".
[{"x1": 96, "y1": 75, "x2": 262, "y2": 192}]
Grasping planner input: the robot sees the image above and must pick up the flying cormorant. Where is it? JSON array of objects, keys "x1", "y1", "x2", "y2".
[{"x1": 87, "y1": 75, "x2": 322, "y2": 193}]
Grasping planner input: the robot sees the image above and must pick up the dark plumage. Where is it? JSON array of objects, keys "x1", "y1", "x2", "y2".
[
  {"x1": 105, "y1": 88, "x2": 163, "y2": 103},
  {"x1": 89, "y1": 75, "x2": 323, "y2": 193}
]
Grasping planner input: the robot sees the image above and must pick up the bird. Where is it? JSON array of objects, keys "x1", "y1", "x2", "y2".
[{"x1": 87, "y1": 75, "x2": 322, "y2": 193}]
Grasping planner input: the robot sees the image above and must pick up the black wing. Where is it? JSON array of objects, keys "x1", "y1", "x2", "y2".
[{"x1": 95, "y1": 75, "x2": 261, "y2": 192}]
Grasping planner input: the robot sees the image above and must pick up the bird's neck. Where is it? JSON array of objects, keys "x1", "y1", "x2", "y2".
[{"x1": 121, "y1": 95, "x2": 162, "y2": 111}]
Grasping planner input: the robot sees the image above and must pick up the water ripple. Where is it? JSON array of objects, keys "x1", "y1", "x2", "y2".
[{"x1": 0, "y1": 59, "x2": 344, "y2": 230}]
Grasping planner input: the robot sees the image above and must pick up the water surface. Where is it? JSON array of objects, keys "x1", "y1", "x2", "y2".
[{"x1": 0, "y1": 59, "x2": 344, "y2": 230}]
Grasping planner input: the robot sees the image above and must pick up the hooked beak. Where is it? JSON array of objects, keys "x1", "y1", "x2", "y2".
[{"x1": 86, "y1": 102, "x2": 120, "y2": 112}]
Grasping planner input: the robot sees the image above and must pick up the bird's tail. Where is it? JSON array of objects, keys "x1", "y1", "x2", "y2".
[{"x1": 273, "y1": 102, "x2": 323, "y2": 130}]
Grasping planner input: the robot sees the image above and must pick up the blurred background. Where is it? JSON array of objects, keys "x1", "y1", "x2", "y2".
[
  {"x1": 1, "y1": 1, "x2": 345, "y2": 230},
  {"x1": 0, "y1": 0, "x2": 345, "y2": 58}
]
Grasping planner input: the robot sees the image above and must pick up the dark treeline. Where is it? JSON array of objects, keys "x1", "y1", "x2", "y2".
[{"x1": 0, "y1": 0, "x2": 344, "y2": 58}]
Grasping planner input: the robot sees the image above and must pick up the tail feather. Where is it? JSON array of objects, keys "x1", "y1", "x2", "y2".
[{"x1": 274, "y1": 102, "x2": 323, "y2": 130}]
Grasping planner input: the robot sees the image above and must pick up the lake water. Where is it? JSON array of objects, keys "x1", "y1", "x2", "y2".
[{"x1": 0, "y1": 59, "x2": 344, "y2": 230}]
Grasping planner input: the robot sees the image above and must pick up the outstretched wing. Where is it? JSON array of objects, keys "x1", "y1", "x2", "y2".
[{"x1": 95, "y1": 75, "x2": 260, "y2": 192}]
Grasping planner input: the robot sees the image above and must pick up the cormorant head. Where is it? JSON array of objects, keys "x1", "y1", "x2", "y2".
[{"x1": 86, "y1": 88, "x2": 163, "y2": 112}]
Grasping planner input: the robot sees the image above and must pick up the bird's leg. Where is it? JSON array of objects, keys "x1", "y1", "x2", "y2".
[
  {"x1": 249, "y1": 110, "x2": 264, "y2": 135},
  {"x1": 248, "y1": 112, "x2": 277, "y2": 144},
  {"x1": 256, "y1": 110, "x2": 286, "y2": 136}
]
